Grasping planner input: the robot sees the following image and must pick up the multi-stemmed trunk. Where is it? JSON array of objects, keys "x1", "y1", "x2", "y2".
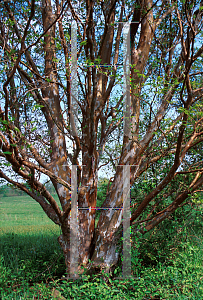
[{"x1": 1, "y1": 0, "x2": 203, "y2": 282}]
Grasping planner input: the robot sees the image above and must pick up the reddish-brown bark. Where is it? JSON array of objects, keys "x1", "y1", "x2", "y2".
[{"x1": 0, "y1": 0, "x2": 203, "y2": 276}]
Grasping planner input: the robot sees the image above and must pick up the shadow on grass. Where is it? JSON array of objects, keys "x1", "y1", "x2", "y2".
[{"x1": 0, "y1": 225, "x2": 66, "y2": 285}]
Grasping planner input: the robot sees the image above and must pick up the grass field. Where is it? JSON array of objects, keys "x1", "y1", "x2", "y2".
[
  {"x1": 0, "y1": 195, "x2": 203, "y2": 299},
  {"x1": 0, "y1": 195, "x2": 62, "y2": 227}
]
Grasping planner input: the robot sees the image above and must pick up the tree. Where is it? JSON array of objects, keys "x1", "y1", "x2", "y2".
[{"x1": 0, "y1": 0, "x2": 203, "y2": 277}]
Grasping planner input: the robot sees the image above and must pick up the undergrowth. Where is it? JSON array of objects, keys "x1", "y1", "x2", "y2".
[{"x1": 0, "y1": 195, "x2": 203, "y2": 299}]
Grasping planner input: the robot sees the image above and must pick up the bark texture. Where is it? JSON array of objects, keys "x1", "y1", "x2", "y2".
[{"x1": 0, "y1": 0, "x2": 203, "y2": 276}]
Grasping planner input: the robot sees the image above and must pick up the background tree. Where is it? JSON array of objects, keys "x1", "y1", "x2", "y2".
[{"x1": 0, "y1": 0, "x2": 203, "y2": 276}]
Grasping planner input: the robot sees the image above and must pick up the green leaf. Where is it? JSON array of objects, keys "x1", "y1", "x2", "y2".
[
  {"x1": 14, "y1": 127, "x2": 20, "y2": 132},
  {"x1": 3, "y1": 151, "x2": 12, "y2": 155},
  {"x1": 31, "y1": 126, "x2": 37, "y2": 132},
  {"x1": 80, "y1": 40, "x2": 87, "y2": 46},
  {"x1": 34, "y1": 104, "x2": 44, "y2": 109},
  {"x1": 1, "y1": 120, "x2": 9, "y2": 125},
  {"x1": 52, "y1": 57, "x2": 60, "y2": 63}
]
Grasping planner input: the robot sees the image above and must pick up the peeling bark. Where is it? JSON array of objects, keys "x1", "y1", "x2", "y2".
[{"x1": 0, "y1": 0, "x2": 203, "y2": 277}]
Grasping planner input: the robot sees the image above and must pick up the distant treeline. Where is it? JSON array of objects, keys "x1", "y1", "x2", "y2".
[
  {"x1": 0, "y1": 178, "x2": 117, "y2": 198},
  {"x1": 0, "y1": 181, "x2": 56, "y2": 197},
  {"x1": 0, "y1": 177, "x2": 135, "y2": 199},
  {"x1": 0, "y1": 184, "x2": 25, "y2": 197}
]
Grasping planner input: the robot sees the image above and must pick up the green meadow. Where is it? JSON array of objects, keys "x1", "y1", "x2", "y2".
[
  {"x1": 0, "y1": 195, "x2": 62, "y2": 227},
  {"x1": 0, "y1": 195, "x2": 203, "y2": 299}
]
